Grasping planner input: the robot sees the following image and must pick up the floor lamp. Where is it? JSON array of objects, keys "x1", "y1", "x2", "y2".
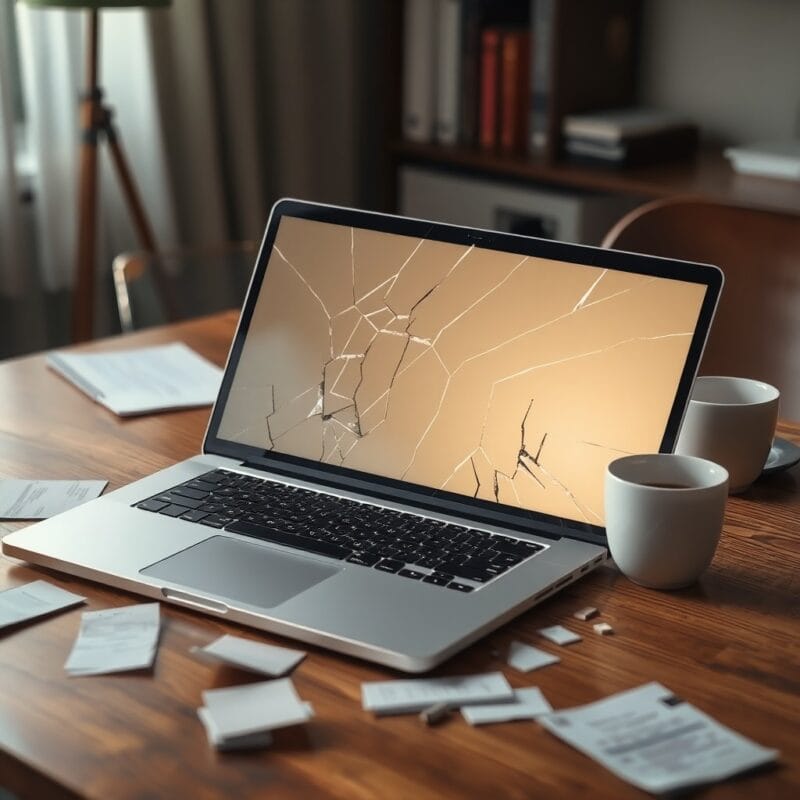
[{"x1": 22, "y1": 0, "x2": 171, "y2": 343}]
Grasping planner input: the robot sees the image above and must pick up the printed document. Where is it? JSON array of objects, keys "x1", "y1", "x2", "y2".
[
  {"x1": 0, "y1": 580, "x2": 86, "y2": 629},
  {"x1": 65, "y1": 603, "x2": 161, "y2": 676},
  {"x1": 538, "y1": 682, "x2": 779, "y2": 794},
  {"x1": 362, "y1": 672, "x2": 513, "y2": 715},
  {"x1": 47, "y1": 342, "x2": 222, "y2": 416},
  {"x1": 0, "y1": 479, "x2": 107, "y2": 519}
]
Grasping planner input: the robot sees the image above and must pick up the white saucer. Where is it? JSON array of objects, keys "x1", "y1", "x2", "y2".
[{"x1": 761, "y1": 437, "x2": 800, "y2": 477}]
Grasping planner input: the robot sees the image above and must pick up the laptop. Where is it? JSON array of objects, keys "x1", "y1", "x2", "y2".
[{"x1": 3, "y1": 199, "x2": 722, "y2": 672}]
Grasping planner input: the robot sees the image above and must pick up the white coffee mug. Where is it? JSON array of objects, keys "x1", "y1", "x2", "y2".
[
  {"x1": 675, "y1": 376, "x2": 779, "y2": 493},
  {"x1": 605, "y1": 454, "x2": 729, "y2": 590}
]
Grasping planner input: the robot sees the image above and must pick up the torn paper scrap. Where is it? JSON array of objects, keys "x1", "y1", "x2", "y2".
[
  {"x1": 0, "y1": 479, "x2": 107, "y2": 520},
  {"x1": 507, "y1": 640, "x2": 560, "y2": 672},
  {"x1": 538, "y1": 625, "x2": 582, "y2": 646},
  {"x1": 198, "y1": 707, "x2": 273, "y2": 751},
  {"x1": 593, "y1": 622, "x2": 614, "y2": 636},
  {"x1": 361, "y1": 671, "x2": 513, "y2": 715},
  {"x1": 462, "y1": 687, "x2": 553, "y2": 726},
  {"x1": 419, "y1": 702, "x2": 450, "y2": 726},
  {"x1": 538, "y1": 682, "x2": 779, "y2": 795},
  {"x1": 0, "y1": 580, "x2": 86, "y2": 630},
  {"x1": 65, "y1": 603, "x2": 160, "y2": 676},
  {"x1": 201, "y1": 678, "x2": 313, "y2": 739},
  {"x1": 192, "y1": 634, "x2": 306, "y2": 676}
]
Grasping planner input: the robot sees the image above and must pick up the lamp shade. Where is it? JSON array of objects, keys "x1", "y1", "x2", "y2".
[{"x1": 19, "y1": 1, "x2": 170, "y2": 8}]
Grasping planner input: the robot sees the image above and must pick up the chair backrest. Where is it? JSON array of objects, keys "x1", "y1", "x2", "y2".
[
  {"x1": 602, "y1": 196, "x2": 800, "y2": 421},
  {"x1": 113, "y1": 242, "x2": 258, "y2": 333}
]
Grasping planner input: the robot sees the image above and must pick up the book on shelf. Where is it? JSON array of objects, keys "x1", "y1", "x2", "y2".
[
  {"x1": 528, "y1": 0, "x2": 641, "y2": 161},
  {"x1": 479, "y1": 27, "x2": 502, "y2": 149},
  {"x1": 564, "y1": 125, "x2": 698, "y2": 167},
  {"x1": 562, "y1": 107, "x2": 694, "y2": 143},
  {"x1": 724, "y1": 140, "x2": 800, "y2": 180},
  {"x1": 500, "y1": 28, "x2": 530, "y2": 153},
  {"x1": 435, "y1": 0, "x2": 462, "y2": 144},
  {"x1": 479, "y1": 26, "x2": 530, "y2": 152},
  {"x1": 402, "y1": 0, "x2": 439, "y2": 142},
  {"x1": 460, "y1": 0, "x2": 529, "y2": 146}
]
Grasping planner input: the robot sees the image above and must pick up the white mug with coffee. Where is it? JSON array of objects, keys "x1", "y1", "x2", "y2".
[
  {"x1": 605, "y1": 454, "x2": 728, "y2": 590},
  {"x1": 675, "y1": 376, "x2": 779, "y2": 493}
]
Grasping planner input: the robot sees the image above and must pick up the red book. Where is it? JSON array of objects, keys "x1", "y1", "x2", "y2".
[
  {"x1": 479, "y1": 27, "x2": 502, "y2": 150},
  {"x1": 500, "y1": 29, "x2": 530, "y2": 154}
]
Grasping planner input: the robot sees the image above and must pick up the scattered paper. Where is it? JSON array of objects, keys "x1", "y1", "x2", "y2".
[
  {"x1": 198, "y1": 707, "x2": 273, "y2": 752},
  {"x1": 192, "y1": 634, "x2": 306, "y2": 676},
  {"x1": 201, "y1": 678, "x2": 313, "y2": 739},
  {"x1": 0, "y1": 479, "x2": 107, "y2": 520},
  {"x1": 419, "y1": 702, "x2": 450, "y2": 726},
  {"x1": 462, "y1": 687, "x2": 553, "y2": 726},
  {"x1": 362, "y1": 671, "x2": 513, "y2": 715},
  {"x1": 507, "y1": 641, "x2": 561, "y2": 672},
  {"x1": 47, "y1": 342, "x2": 222, "y2": 416},
  {"x1": 538, "y1": 682, "x2": 779, "y2": 795},
  {"x1": 0, "y1": 580, "x2": 86, "y2": 629},
  {"x1": 593, "y1": 622, "x2": 614, "y2": 636},
  {"x1": 65, "y1": 603, "x2": 160, "y2": 676},
  {"x1": 538, "y1": 625, "x2": 582, "y2": 646}
]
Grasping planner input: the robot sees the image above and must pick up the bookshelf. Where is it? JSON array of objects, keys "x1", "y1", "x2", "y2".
[
  {"x1": 391, "y1": 140, "x2": 800, "y2": 216},
  {"x1": 387, "y1": 0, "x2": 800, "y2": 223}
]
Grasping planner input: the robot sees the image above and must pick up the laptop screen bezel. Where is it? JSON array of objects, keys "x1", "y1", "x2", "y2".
[{"x1": 202, "y1": 198, "x2": 723, "y2": 545}]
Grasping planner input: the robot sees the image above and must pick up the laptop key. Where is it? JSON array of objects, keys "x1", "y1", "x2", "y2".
[
  {"x1": 398, "y1": 568, "x2": 425, "y2": 580},
  {"x1": 226, "y1": 520, "x2": 351, "y2": 560},
  {"x1": 447, "y1": 582, "x2": 475, "y2": 593},
  {"x1": 181, "y1": 509, "x2": 208, "y2": 523},
  {"x1": 137, "y1": 499, "x2": 168, "y2": 513},
  {"x1": 159, "y1": 504, "x2": 190, "y2": 518},
  {"x1": 421, "y1": 573, "x2": 451, "y2": 586},
  {"x1": 373, "y1": 558, "x2": 404, "y2": 573},
  {"x1": 347, "y1": 552, "x2": 382, "y2": 567},
  {"x1": 172, "y1": 487, "x2": 210, "y2": 501},
  {"x1": 199, "y1": 514, "x2": 232, "y2": 528}
]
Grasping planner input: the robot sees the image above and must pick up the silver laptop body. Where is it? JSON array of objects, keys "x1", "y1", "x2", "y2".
[{"x1": 3, "y1": 199, "x2": 722, "y2": 672}]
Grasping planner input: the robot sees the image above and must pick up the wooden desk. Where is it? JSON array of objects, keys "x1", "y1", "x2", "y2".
[{"x1": 1, "y1": 312, "x2": 798, "y2": 799}]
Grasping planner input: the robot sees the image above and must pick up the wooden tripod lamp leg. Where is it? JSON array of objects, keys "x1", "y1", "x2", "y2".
[
  {"x1": 72, "y1": 9, "x2": 100, "y2": 344},
  {"x1": 105, "y1": 126, "x2": 178, "y2": 321}
]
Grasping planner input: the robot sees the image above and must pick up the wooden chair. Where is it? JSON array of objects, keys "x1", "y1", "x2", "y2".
[
  {"x1": 112, "y1": 241, "x2": 258, "y2": 333},
  {"x1": 602, "y1": 196, "x2": 800, "y2": 421}
]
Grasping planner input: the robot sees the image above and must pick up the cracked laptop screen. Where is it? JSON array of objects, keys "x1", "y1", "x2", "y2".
[{"x1": 218, "y1": 216, "x2": 707, "y2": 525}]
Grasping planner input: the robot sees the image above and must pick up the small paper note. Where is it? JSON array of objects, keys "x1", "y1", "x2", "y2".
[
  {"x1": 192, "y1": 634, "x2": 306, "y2": 676},
  {"x1": 538, "y1": 624, "x2": 582, "y2": 646},
  {"x1": 65, "y1": 603, "x2": 160, "y2": 676},
  {"x1": 462, "y1": 687, "x2": 553, "y2": 726},
  {"x1": 507, "y1": 641, "x2": 561, "y2": 672},
  {"x1": 201, "y1": 678, "x2": 313, "y2": 739},
  {"x1": 0, "y1": 479, "x2": 107, "y2": 519},
  {"x1": 361, "y1": 671, "x2": 514, "y2": 715},
  {"x1": 538, "y1": 682, "x2": 779, "y2": 795},
  {"x1": 197, "y1": 707, "x2": 273, "y2": 751},
  {"x1": 0, "y1": 580, "x2": 86, "y2": 629}
]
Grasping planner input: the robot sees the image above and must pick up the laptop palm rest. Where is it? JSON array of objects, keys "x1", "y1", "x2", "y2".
[{"x1": 141, "y1": 535, "x2": 340, "y2": 609}]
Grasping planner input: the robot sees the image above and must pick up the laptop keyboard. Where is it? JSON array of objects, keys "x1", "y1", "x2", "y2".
[{"x1": 134, "y1": 469, "x2": 546, "y2": 592}]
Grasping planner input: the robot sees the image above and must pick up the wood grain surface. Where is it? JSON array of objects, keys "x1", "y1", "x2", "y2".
[{"x1": 1, "y1": 311, "x2": 798, "y2": 799}]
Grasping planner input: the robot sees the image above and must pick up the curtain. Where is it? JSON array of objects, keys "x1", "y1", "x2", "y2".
[{"x1": 0, "y1": 0, "x2": 381, "y2": 358}]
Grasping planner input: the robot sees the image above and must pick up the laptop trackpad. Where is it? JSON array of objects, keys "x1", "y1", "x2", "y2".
[{"x1": 141, "y1": 535, "x2": 340, "y2": 609}]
